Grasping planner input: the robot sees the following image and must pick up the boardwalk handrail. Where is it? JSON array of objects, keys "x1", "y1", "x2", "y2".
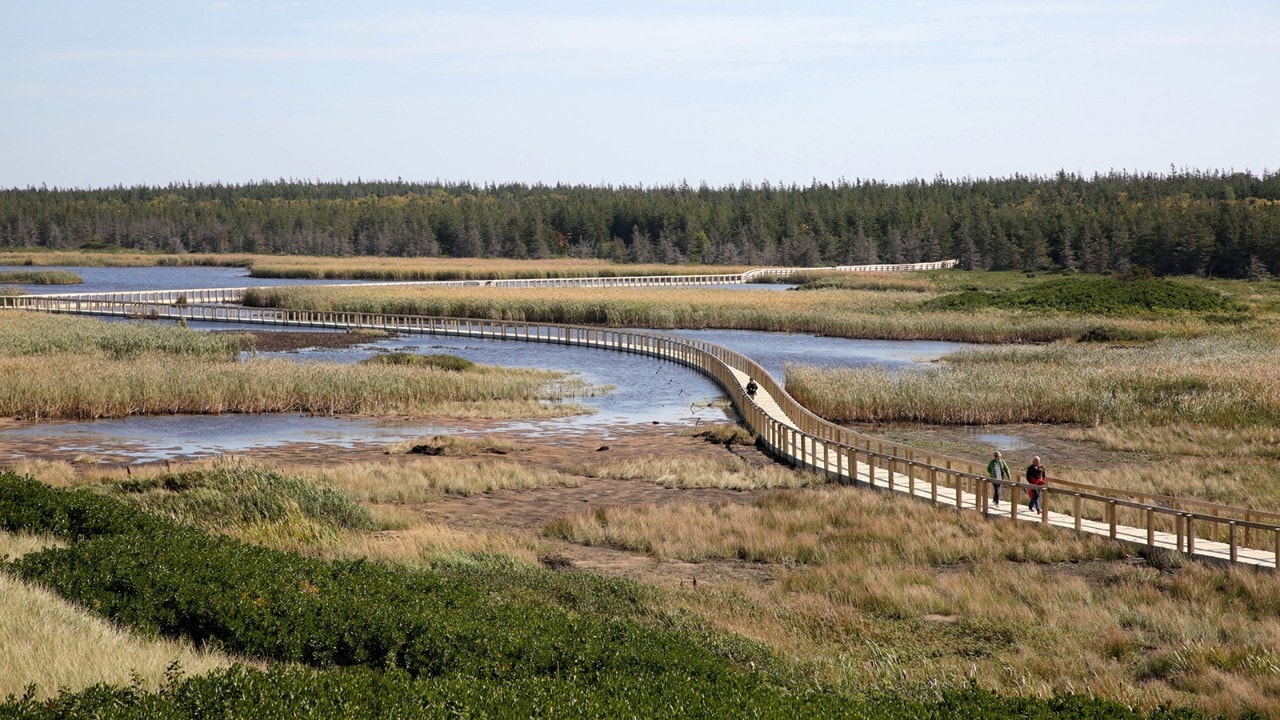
[{"x1": 2, "y1": 282, "x2": 1276, "y2": 571}]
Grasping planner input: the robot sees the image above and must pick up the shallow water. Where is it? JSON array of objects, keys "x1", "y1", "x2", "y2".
[{"x1": 0, "y1": 265, "x2": 363, "y2": 294}]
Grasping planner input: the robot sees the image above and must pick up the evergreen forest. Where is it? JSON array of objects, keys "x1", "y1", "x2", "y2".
[{"x1": 3, "y1": 169, "x2": 1278, "y2": 278}]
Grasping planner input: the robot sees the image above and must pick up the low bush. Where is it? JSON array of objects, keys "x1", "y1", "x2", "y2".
[{"x1": 924, "y1": 277, "x2": 1245, "y2": 315}]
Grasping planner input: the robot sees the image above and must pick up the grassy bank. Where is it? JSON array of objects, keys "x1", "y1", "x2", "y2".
[{"x1": 0, "y1": 270, "x2": 82, "y2": 285}]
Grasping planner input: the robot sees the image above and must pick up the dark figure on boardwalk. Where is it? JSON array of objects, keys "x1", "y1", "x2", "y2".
[
  {"x1": 986, "y1": 451, "x2": 1010, "y2": 505},
  {"x1": 745, "y1": 378, "x2": 758, "y2": 398},
  {"x1": 1026, "y1": 456, "x2": 1046, "y2": 513}
]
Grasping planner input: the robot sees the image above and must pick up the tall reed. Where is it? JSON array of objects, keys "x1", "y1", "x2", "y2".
[
  {"x1": 0, "y1": 354, "x2": 591, "y2": 419},
  {"x1": 240, "y1": 284, "x2": 1208, "y2": 343},
  {"x1": 787, "y1": 332, "x2": 1280, "y2": 427}
]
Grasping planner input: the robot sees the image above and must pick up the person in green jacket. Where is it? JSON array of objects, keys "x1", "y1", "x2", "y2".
[{"x1": 986, "y1": 450, "x2": 1011, "y2": 506}]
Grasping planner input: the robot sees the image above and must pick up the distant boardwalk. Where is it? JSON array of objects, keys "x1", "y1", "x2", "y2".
[{"x1": 5, "y1": 258, "x2": 1277, "y2": 571}]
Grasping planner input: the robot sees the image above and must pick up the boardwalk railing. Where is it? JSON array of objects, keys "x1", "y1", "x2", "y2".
[{"x1": 4, "y1": 271, "x2": 1275, "y2": 571}]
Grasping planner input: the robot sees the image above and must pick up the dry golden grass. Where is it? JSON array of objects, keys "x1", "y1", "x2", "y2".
[
  {"x1": 546, "y1": 486, "x2": 1280, "y2": 716},
  {"x1": 575, "y1": 455, "x2": 822, "y2": 490},
  {"x1": 289, "y1": 458, "x2": 578, "y2": 504},
  {"x1": 0, "y1": 250, "x2": 258, "y2": 268},
  {"x1": 0, "y1": 532, "x2": 237, "y2": 701},
  {"x1": 324, "y1": 523, "x2": 546, "y2": 568},
  {"x1": 789, "y1": 332, "x2": 1280, "y2": 428},
  {"x1": 247, "y1": 256, "x2": 748, "y2": 280}
]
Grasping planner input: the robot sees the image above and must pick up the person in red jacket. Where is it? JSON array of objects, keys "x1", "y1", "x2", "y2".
[{"x1": 1026, "y1": 456, "x2": 1046, "y2": 512}]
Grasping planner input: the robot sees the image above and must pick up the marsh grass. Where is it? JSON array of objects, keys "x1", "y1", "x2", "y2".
[
  {"x1": 0, "y1": 353, "x2": 592, "y2": 420},
  {"x1": 0, "y1": 533, "x2": 235, "y2": 701},
  {"x1": 0, "y1": 270, "x2": 83, "y2": 285},
  {"x1": 362, "y1": 352, "x2": 474, "y2": 371},
  {"x1": 239, "y1": 284, "x2": 1207, "y2": 343},
  {"x1": 0, "y1": 312, "x2": 243, "y2": 359},
  {"x1": 0, "y1": 249, "x2": 260, "y2": 268},
  {"x1": 788, "y1": 332, "x2": 1280, "y2": 428},
  {"x1": 90, "y1": 458, "x2": 375, "y2": 537},
  {"x1": 247, "y1": 256, "x2": 748, "y2": 281},
  {"x1": 547, "y1": 486, "x2": 1280, "y2": 716},
  {"x1": 381, "y1": 434, "x2": 524, "y2": 456},
  {"x1": 575, "y1": 456, "x2": 822, "y2": 490},
  {"x1": 290, "y1": 457, "x2": 578, "y2": 504},
  {"x1": 325, "y1": 522, "x2": 546, "y2": 568}
]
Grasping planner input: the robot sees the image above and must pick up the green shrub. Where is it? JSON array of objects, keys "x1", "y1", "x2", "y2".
[
  {"x1": 924, "y1": 277, "x2": 1245, "y2": 316},
  {"x1": 0, "y1": 472, "x2": 163, "y2": 541}
]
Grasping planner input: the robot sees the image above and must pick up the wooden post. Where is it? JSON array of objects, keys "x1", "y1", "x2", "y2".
[
  {"x1": 1186, "y1": 515, "x2": 1196, "y2": 556},
  {"x1": 908, "y1": 462, "x2": 916, "y2": 496},
  {"x1": 1146, "y1": 508, "x2": 1155, "y2": 549},
  {"x1": 888, "y1": 457, "x2": 895, "y2": 492},
  {"x1": 1108, "y1": 501, "x2": 1117, "y2": 539},
  {"x1": 929, "y1": 466, "x2": 937, "y2": 505},
  {"x1": 1074, "y1": 495, "x2": 1082, "y2": 535},
  {"x1": 1229, "y1": 522, "x2": 1237, "y2": 565},
  {"x1": 1040, "y1": 487, "x2": 1049, "y2": 524}
]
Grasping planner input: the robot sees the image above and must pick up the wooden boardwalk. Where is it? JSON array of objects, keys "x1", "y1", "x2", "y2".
[{"x1": 4, "y1": 260, "x2": 1278, "y2": 572}]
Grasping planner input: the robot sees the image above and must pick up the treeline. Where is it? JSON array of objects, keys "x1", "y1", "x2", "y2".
[{"x1": 3, "y1": 169, "x2": 1279, "y2": 277}]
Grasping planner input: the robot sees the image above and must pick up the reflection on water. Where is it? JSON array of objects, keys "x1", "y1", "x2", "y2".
[
  {"x1": 0, "y1": 265, "x2": 362, "y2": 294},
  {"x1": 968, "y1": 432, "x2": 1032, "y2": 451}
]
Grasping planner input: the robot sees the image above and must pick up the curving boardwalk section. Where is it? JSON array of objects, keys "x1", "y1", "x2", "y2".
[{"x1": 3, "y1": 259, "x2": 1278, "y2": 571}]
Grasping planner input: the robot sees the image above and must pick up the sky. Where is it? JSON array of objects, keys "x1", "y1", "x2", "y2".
[{"x1": 2, "y1": 1, "x2": 1277, "y2": 189}]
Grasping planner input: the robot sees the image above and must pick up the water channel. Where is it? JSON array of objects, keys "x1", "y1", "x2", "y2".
[{"x1": 1, "y1": 267, "x2": 974, "y2": 463}]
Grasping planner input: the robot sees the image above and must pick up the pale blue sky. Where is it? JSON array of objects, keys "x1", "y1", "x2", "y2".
[{"x1": 2, "y1": 1, "x2": 1276, "y2": 189}]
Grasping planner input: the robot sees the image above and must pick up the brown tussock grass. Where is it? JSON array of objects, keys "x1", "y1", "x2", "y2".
[
  {"x1": 0, "y1": 532, "x2": 238, "y2": 701},
  {"x1": 0, "y1": 353, "x2": 591, "y2": 420},
  {"x1": 324, "y1": 523, "x2": 545, "y2": 568},
  {"x1": 575, "y1": 455, "x2": 822, "y2": 490},
  {"x1": 288, "y1": 458, "x2": 579, "y2": 504},
  {"x1": 547, "y1": 485, "x2": 1280, "y2": 715}
]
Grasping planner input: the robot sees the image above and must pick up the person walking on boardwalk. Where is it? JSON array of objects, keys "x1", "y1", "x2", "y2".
[
  {"x1": 1026, "y1": 456, "x2": 1046, "y2": 513},
  {"x1": 745, "y1": 378, "x2": 758, "y2": 398},
  {"x1": 986, "y1": 451, "x2": 1010, "y2": 506}
]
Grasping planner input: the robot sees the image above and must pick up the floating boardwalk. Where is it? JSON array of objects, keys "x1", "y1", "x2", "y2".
[{"x1": 4, "y1": 259, "x2": 1278, "y2": 571}]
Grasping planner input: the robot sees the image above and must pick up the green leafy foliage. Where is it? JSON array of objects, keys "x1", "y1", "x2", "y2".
[{"x1": 924, "y1": 277, "x2": 1245, "y2": 315}]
